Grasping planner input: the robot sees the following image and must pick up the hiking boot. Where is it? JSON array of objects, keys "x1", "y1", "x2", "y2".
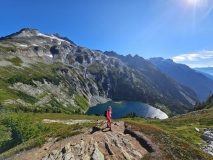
[{"x1": 109, "y1": 128, "x2": 112, "y2": 132}]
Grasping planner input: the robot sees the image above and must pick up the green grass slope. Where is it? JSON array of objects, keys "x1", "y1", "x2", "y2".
[
  {"x1": 0, "y1": 106, "x2": 213, "y2": 159},
  {"x1": 0, "y1": 60, "x2": 89, "y2": 113},
  {"x1": 0, "y1": 110, "x2": 103, "y2": 158},
  {"x1": 122, "y1": 108, "x2": 213, "y2": 159}
]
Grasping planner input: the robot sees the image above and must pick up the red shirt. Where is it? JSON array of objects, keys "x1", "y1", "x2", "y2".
[{"x1": 107, "y1": 109, "x2": 112, "y2": 119}]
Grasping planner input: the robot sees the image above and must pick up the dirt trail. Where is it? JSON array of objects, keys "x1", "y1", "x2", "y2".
[{"x1": 10, "y1": 120, "x2": 150, "y2": 160}]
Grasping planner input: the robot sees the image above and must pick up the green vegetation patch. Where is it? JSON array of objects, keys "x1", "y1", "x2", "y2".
[
  {"x1": 47, "y1": 122, "x2": 85, "y2": 142},
  {"x1": 5, "y1": 57, "x2": 22, "y2": 66},
  {"x1": 145, "y1": 109, "x2": 213, "y2": 147},
  {"x1": 15, "y1": 91, "x2": 38, "y2": 104},
  {"x1": 0, "y1": 46, "x2": 16, "y2": 53},
  {"x1": 155, "y1": 103, "x2": 172, "y2": 116},
  {"x1": 74, "y1": 94, "x2": 89, "y2": 111},
  {"x1": 0, "y1": 112, "x2": 50, "y2": 154},
  {"x1": 191, "y1": 94, "x2": 213, "y2": 111},
  {"x1": 122, "y1": 108, "x2": 213, "y2": 159},
  {"x1": 33, "y1": 113, "x2": 104, "y2": 121},
  {"x1": 0, "y1": 79, "x2": 17, "y2": 101},
  {"x1": 125, "y1": 120, "x2": 212, "y2": 160},
  {"x1": 6, "y1": 75, "x2": 62, "y2": 86},
  {"x1": 0, "y1": 135, "x2": 47, "y2": 160},
  {"x1": 7, "y1": 75, "x2": 35, "y2": 86},
  {"x1": 0, "y1": 112, "x2": 103, "y2": 158}
]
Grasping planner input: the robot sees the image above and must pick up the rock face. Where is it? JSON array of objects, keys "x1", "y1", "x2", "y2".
[
  {"x1": 0, "y1": 28, "x2": 200, "y2": 114},
  {"x1": 202, "y1": 141, "x2": 213, "y2": 157},
  {"x1": 40, "y1": 122, "x2": 147, "y2": 160},
  {"x1": 201, "y1": 129, "x2": 213, "y2": 156}
]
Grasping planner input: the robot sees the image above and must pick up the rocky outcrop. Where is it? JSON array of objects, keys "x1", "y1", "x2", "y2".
[
  {"x1": 201, "y1": 129, "x2": 213, "y2": 156},
  {"x1": 8, "y1": 81, "x2": 75, "y2": 107},
  {"x1": 201, "y1": 129, "x2": 213, "y2": 141},
  {"x1": 41, "y1": 139, "x2": 104, "y2": 160},
  {"x1": 42, "y1": 119, "x2": 102, "y2": 125},
  {"x1": 41, "y1": 122, "x2": 147, "y2": 160},
  {"x1": 202, "y1": 141, "x2": 213, "y2": 157}
]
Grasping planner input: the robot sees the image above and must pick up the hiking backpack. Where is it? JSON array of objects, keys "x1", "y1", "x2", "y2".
[{"x1": 104, "y1": 110, "x2": 108, "y2": 117}]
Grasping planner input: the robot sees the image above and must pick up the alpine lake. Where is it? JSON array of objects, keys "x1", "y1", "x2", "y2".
[{"x1": 87, "y1": 101, "x2": 168, "y2": 119}]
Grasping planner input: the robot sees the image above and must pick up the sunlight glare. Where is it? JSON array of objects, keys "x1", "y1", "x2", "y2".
[{"x1": 186, "y1": 0, "x2": 207, "y2": 8}]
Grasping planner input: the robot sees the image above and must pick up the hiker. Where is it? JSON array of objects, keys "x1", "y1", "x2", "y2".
[{"x1": 106, "y1": 106, "x2": 112, "y2": 131}]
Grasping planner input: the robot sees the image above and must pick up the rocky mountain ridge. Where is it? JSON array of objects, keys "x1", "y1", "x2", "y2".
[
  {"x1": 0, "y1": 28, "x2": 199, "y2": 115},
  {"x1": 104, "y1": 51, "x2": 198, "y2": 109},
  {"x1": 149, "y1": 57, "x2": 213, "y2": 101}
]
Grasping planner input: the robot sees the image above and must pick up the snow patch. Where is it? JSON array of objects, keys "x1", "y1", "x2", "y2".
[
  {"x1": 47, "y1": 54, "x2": 53, "y2": 58},
  {"x1": 38, "y1": 33, "x2": 70, "y2": 44},
  {"x1": 20, "y1": 44, "x2": 28, "y2": 47},
  {"x1": 33, "y1": 44, "x2": 38, "y2": 46}
]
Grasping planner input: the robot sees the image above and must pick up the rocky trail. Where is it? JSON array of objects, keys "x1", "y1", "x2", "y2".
[{"x1": 9, "y1": 120, "x2": 162, "y2": 160}]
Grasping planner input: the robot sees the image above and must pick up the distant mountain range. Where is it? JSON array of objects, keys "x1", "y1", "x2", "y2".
[
  {"x1": 104, "y1": 51, "x2": 198, "y2": 110},
  {"x1": 0, "y1": 28, "x2": 200, "y2": 115},
  {"x1": 193, "y1": 67, "x2": 213, "y2": 76},
  {"x1": 149, "y1": 57, "x2": 213, "y2": 101},
  {"x1": 193, "y1": 70, "x2": 213, "y2": 80}
]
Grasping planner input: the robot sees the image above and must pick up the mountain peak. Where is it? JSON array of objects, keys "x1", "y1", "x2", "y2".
[
  {"x1": 0, "y1": 28, "x2": 75, "y2": 45},
  {"x1": 104, "y1": 51, "x2": 118, "y2": 57},
  {"x1": 19, "y1": 28, "x2": 39, "y2": 33},
  {"x1": 149, "y1": 57, "x2": 174, "y2": 64},
  {"x1": 0, "y1": 28, "x2": 40, "y2": 39},
  {"x1": 18, "y1": 28, "x2": 40, "y2": 37}
]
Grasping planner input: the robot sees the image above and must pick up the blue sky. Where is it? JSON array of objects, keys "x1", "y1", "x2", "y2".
[{"x1": 1, "y1": 0, "x2": 213, "y2": 68}]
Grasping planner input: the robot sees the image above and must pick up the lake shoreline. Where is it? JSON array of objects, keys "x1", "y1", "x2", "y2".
[{"x1": 87, "y1": 101, "x2": 168, "y2": 119}]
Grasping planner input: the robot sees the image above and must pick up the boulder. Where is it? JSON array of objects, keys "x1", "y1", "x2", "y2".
[
  {"x1": 91, "y1": 142, "x2": 104, "y2": 160},
  {"x1": 195, "y1": 127, "x2": 199, "y2": 132},
  {"x1": 201, "y1": 131, "x2": 213, "y2": 141}
]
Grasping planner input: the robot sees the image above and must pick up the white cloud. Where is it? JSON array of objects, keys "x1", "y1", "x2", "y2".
[
  {"x1": 184, "y1": 62, "x2": 213, "y2": 68},
  {"x1": 172, "y1": 50, "x2": 213, "y2": 62}
]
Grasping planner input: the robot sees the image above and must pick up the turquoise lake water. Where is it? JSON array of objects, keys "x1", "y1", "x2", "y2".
[{"x1": 87, "y1": 101, "x2": 168, "y2": 119}]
